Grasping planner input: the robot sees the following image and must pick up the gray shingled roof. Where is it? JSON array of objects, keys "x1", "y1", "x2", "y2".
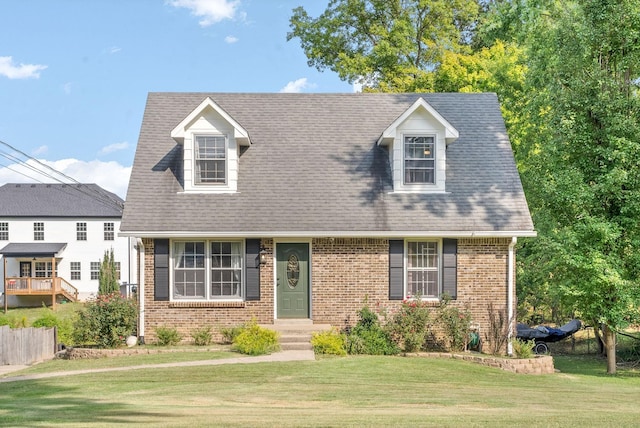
[
  {"x1": 121, "y1": 93, "x2": 534, "y2": 236},
  {"x1": 0, "y1": 183, "x2": 123, "y2": 217},
  {"x1": 0, "y1": 242, "x2": 67, "y2": 257}
]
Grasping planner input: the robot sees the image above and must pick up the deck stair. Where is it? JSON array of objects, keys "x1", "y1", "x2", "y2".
[{"x1": 262, "y1": 319, "x2": 332, "y2": 351}]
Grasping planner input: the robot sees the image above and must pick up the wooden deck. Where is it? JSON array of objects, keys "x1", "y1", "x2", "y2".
[{"x1": 4, "y1": 277, "x2": 78, "y2": 308}]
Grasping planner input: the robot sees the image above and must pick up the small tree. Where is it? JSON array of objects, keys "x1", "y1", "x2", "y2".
[{"x1": 98, "y1": 248, "x2": 119, "y2": 295}]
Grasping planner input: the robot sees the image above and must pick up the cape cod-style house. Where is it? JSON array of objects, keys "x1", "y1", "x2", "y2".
[
  {"x1": 0, "y1": 183, "x2": 137, "y2": 309},
  {"x1": 121, "y1": 92, "x2": 535, "y2": 350}
]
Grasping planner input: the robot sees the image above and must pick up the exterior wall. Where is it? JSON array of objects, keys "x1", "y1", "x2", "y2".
[
  {"x1": 141, "y1": 238, "x2": 274, "y2": 344},
  {"x1": 140, "y1": 237, "x2": 513, "y2": 352},
  {"x1": 0, "y1": 218, "x2": 136, "y2": 300}
]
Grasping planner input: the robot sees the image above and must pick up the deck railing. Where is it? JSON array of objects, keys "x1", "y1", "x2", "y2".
[{"x1": 5, "y1": 277, "x2": 78, "y2": 301}]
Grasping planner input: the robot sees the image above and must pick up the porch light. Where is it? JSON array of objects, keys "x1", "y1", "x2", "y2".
[{"x1": 259, "y1": 247, "x2": 268, "y2": 265}]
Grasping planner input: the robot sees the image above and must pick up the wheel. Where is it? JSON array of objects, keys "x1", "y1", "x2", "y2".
[{"x1": 534, "y1": 342, "x2": 549, "y2": 354}]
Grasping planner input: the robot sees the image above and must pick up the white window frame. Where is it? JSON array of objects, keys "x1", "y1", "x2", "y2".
[
  {"x1": 403, "y1": 135, "x2": 436, "y2": 185},
  {"x1": 104, "y1": 222, "x2": 115, "y2": 241},
  {"x1": 34, "y1": 222, "x2": 44, "y2": 241},
  {"x1": 171, "y1": 239, "x2": 245, "y2": 301},
  {"x1": 70, "y1": 262, "x2": 81, "y2": 280},
  {"x1": 90, "y1": 262, "x2": 100, "y2": 280},
  {"x1": 194, "y1": 134, "x2": 228, "y2": 186},
  {"x1": 0, "y1": 222, "x2": 8, "y2": 240},
  {"x1": 76, "y1": 222, "x2": 87, "y2": 241},
  {"x1": 405, "y1": 239, "x2": 441, "y2": 299},
  {"x1": 34, "y1": 261, "x2": 54, "y2": 278}
]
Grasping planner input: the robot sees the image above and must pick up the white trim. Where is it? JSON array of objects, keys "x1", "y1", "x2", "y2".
[
  {"x1": 507, "y1": 236, "x2": 517, "y2": 356},
  {"x1": 137, "y1": 238, "x2": 145, "y2": 341},
  {"x1": 405, "y1": 238, "x2": 442, "y2": 299},
  {"x1": 377, "y1": 98, "x2": 459, "y2": 145},
  {"x1": 120, "y1": 230, "x2": 537, "y2": 238}
]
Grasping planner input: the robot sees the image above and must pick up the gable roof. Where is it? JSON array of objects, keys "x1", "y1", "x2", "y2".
[
  {"x1": 122, "y1": 92, "x2": 535, "y2": 237},
  {"x1": 0, "y1": 183, "x2": 123, "y2": 218}
]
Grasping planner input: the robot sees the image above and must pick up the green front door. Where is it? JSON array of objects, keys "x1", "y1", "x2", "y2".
[{"x1": 276, "y1": 243, "x2": 309, "y2": 318}]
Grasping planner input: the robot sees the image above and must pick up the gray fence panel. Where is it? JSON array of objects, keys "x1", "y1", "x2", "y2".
[{"x1": 0, "y1": 325, "x2": 56, "y2": 365}]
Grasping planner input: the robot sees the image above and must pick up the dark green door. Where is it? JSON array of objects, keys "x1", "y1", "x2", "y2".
[{"x1": 276, "y1": 243, "x2": 309, "y2": 318}]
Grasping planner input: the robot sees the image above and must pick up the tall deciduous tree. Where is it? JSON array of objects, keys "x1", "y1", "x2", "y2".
[
  {"x1": 98, "y1": 248, "x2": 119, "y2": 296},
  {"x1": 520, "y1": 0, "x2": 640, "y2": 374},
  {"x1": 288, "y1": 0, "x2": 480, "y2": 91}
]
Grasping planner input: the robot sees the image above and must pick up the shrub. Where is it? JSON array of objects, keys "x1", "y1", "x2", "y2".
[
  {"x1": 155, "y1": 326, "x2": 182, "y2": 346},
  {"x1": 220, "y1": 325, "x2": 245, "y2": 344},
  {"x1": 511, "y1": 338, "x2": 535, "y2": 359},
  {"x1": 232, "y1": 320, "x2": 280, "y2": 355},
  {"x1": 346, "y1": 305, "x2": 398, "y2": 355},
  {"x1": 386, "y1": 298, "x2": 431, "y2": 352},
  {"x1": 0, "y1": 314, "x2": 27, "y2": 328},
  {"x1": 32, "y1": 309, "x2": 74, "y2": 345},
  {"x1": 191, "y1": 326, "x2": 213, "y2": 346},
  {"x1": 311, "y1": 328, "x2": 347, "y2": 356},
  {"x1": 73, "y1": 292, "x2": 137, "y2": 348},
  {"x1": 436, "y1": 296, "x2": 472, "y2": 352}
]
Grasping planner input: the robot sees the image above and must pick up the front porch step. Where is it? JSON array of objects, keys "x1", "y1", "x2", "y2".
[{"x1": 260, "y1": 320, "x2": 332, "y2": 352}]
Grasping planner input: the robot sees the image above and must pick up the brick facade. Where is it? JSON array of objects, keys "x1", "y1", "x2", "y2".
[{"x1": 140, "y1": 237, "x2": 514, "y2": 352}]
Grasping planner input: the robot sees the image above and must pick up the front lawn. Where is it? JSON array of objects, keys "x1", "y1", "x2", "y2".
[{"x1": 1, "y1": 355, "x2": 640, "y2": 427}]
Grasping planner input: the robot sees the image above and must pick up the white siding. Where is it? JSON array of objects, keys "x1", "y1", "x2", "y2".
[
  {"x1": 391, "y1": 108, "x2": 447, "y2": 193},
  {"x1": 0, "y1": 218, "x2": 136, "y2": 300}
]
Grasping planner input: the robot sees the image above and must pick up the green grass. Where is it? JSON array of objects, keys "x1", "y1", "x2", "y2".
[
  {"x1": 1, "y1": 354, "x2": 640, "y2": 427},
  {"x1": 1, "y1": 302, "x2": 83, "y2": 326}
]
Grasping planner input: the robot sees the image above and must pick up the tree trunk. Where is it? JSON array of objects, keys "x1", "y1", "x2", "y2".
[
  {"x1": 593, "y1": 323, "x2": 605, "y2": 356},
  {"x1": 603, "y1": 324, "x2": 617, "y2": 375}
]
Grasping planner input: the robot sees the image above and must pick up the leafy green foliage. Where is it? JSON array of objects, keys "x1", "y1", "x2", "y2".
[
  {"x1": 436, "y1": 296, "x2": 472, "y2": 352},
  {"x1": 219, "y1": 325, "x2": 245, "y2": 344},
  {"x1": 32, "y1": 309, "x2": 75, "y2": 345},
  {"x1": 385, "y1": 298, "x2": 431, "y2": 352},
  {"x1": 73, "y1": 292, "x2": 137, "y2": 348},
  {"x1": 231, "y1": 320, "x2": 280, "y2": 356},
  {"x1": 311, "y1": 328, "x2": 347, "y2": 356},
  {"x1": 288, "y1": 0, "x2": 480, "y2": 91},
  {"x1": 346, "y1": 305, "x2": 398, "y2": 355},
  {"x1": 98, "y1": 248, "x2": 119, "y2": 295},
  {"x1": 0, "y1": 314, "x2": 27, "y2": 328},
  {"x1": 155, "y1": 326, "x2": 182, "y2": 346},
  {"x1": 511, "y1": 338, "x2": 535, "y2": 359},
  {"x1": 191, "y1": 327, "x2": 213, "y2": 346}
]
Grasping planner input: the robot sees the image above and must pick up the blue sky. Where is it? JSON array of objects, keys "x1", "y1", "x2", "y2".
[{"x1": 0, "y1": 0, "x2": 352, "y2": 197}]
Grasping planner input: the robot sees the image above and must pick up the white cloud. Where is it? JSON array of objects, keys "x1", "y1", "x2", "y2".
[
  {"x1": 168, "y1": 0, "x2": 240, "y2": 26},
  {"x1": 109, "y1": 46, "x2": 122, "y2": 54},
  {"x1": 224, "y1": 35, "x2": 239, "y2": 44},
  {"x1": 0, "y1": 158, "x2": 131, "y2": 199},
  {"x1": 99, "y1": 141, "x2": 129, "y2": 155},
  {"x1": 63, "y1": 82, "x2": 73, "y2": 95},
  {"x1": 279, "y1": 78, "x2": 315, "y2": 93},
  {"x1": 32, "y1": 145, "x2": 48, "y2": 155},
  {"x1": 0, "y1": 56, "x2": 47, "y2": 79}
]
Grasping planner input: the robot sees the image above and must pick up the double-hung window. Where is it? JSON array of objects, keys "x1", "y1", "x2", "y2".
[
  {"x1": 0, "y1": 222, "x2": 7, "y2": 240},
  {"x1": 173, "y1": 240, "x2": 243, "y2": 300},
  {"x1": 195, "y1": 135, "x2": 226, "y2": 184},
  {"x1": 70, "y1": 262, "x2": 81, "y2": 280},
  {"x1": 35, "y1": 261, "x2": 54, "y2": 278},
  {"x1": 404, "y1": 136, "x2": 435, "y2": 184},
  {"x1": 76, "y1": 223, "x2": 87, "y2": 241},
  {"x1": 90, "y1": 262, "x2": 100, "y2": 280},
  {"x1": 104, "y1": 223, "x2": 114, "y2": 241},
  {"x1": 34, "y1": 222, "x2": 44, "y2": 241},
  {"x1": 406, "y1": 241, "x2": 440, "y2": 298}
]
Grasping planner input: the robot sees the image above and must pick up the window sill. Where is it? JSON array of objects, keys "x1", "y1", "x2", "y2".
[{"x1": 169, "y1": 301, "x2": 246, "y2": 309}]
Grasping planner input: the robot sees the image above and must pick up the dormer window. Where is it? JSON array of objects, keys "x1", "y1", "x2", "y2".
[
  {"x1": 404, "y1": 135, "x2": 435, "y2": 184},
  {"x1": 171, "y1": 97, "x2": 251, "y2": 194},
  {"x1": 378, "y1": 98, "x2": 458, "y2": 194},
  {"x1": 195, "y1": 135, "x2": 226, "y2": 185}
]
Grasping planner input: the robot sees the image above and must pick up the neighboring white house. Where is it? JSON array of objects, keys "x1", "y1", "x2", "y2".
[{"x1": 0, "y1": 183, "x2": 137, "y2": 306}]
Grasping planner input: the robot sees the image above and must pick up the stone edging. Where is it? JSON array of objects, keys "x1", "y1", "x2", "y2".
[
  {"x1": 404, "y1": 352, "x2": 555, "y2": 374},
  {"x1": 62, "y1": 346, "x2": 227, "y2": 360}
]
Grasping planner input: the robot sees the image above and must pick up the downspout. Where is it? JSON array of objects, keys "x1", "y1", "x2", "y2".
[
  {"x1": 136, "y1": 238, "x2": 145, "y2": 344},
  {"x1": 507, "y1": 237, "x2": 517, "y2": 356}
]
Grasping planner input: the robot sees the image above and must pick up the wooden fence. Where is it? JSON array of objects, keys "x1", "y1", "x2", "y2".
[{"x1": 0, "y1": 325, "x2": 56, "y2": 365}]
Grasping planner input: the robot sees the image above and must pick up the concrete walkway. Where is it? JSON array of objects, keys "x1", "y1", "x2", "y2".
[{"x1": 0, "y1": 349, "x2": 316, "y2": 383}]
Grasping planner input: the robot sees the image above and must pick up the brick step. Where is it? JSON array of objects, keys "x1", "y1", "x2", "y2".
[{"x1": 260, "y1": 320, "x2": 332, "y2": 352}]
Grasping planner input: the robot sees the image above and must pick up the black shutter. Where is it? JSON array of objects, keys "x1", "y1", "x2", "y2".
[
  {"x1": 154, "y1": 239, "x2": 170, "y2": 301},
  {"x1": 389, "y1": 239, "x2": 404, "y2": 300},
  {"x1": 442, "y1": 239, "x2": 458, "y2": 299},
  {"x1": 245, "y1": 239, "x2": 261, "y2": 301}
]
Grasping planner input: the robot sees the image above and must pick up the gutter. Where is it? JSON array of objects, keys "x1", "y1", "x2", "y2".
[
  {"x1": 507, "y1": 237, "x2": 517, "y2": 356},
  {"x1": 136, "y1": 238, "x2": 145, "y2": 344}
]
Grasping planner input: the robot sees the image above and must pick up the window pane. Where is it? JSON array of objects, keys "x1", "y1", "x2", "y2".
[
  {"x1": 195, "y1": 136, "x2": 226, "y2": 184},
  {"x1": 210, "y1": 241, "x2": 242, "y2": 298},
  {"x1": 404, "y1": 136, "x2": 435, "y2": 184},
  {"x1": 407, "y1": 241, "x2": 439, "y2": 298},
  {"x1": 173, "y1": 241, "x2": 206, "y2": 299}
]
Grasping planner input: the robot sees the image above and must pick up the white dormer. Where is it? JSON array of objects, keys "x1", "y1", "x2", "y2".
[
  {"x1": 171, "y1": 97, "x2": 250, "y2": 194},
  {"x1": 378, "y1": 98, "x2": 458, "y2": 193}
]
